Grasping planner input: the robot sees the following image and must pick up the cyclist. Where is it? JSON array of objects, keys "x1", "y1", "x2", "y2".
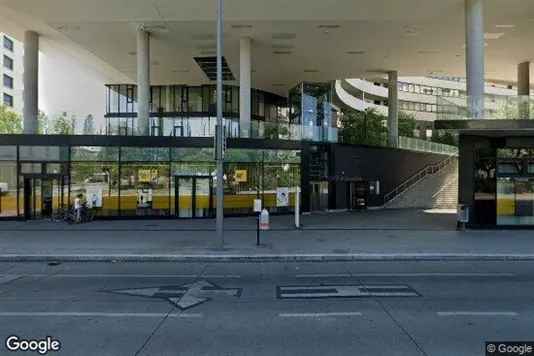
[{"x1": 74, "y1": 193, "x2": 84, "y2": 222}]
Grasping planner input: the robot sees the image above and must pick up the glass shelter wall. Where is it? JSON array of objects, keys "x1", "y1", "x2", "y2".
[
  {"x1": 496, "y1": 149, "x2": 534, "y2": 225},
  {"x1": 0, "y1": 144, "x2": 301, "y2": 219}
]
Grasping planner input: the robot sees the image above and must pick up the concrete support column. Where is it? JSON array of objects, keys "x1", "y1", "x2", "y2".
[
  {"x1": 387, "y1": 71, "x2": 398, "y2": 148},
  {"x1": 137, "y1": 29, "x2": 150, "y2": 136},
  {"x1": 518, "y1": 62, "x2": 530, "y2": 119},
  {"x1": 465, "y1": 0, "x2": 485, "y2": 119},
  {"x1": 23, "y1": 31, "x2": 39, "y2": 134},
  {"x1": 239, "y1": 37, "x2": 252, "y2": 138}
]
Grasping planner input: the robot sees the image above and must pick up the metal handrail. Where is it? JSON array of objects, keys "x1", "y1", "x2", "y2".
[
  {"x1": 383, "y1": 155, "x2": 457, "y2": 206},
  {"x1": 432, "y1": 176, "x2": 458, "y2": 199}
]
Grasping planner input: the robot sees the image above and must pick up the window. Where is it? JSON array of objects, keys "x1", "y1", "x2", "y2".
[
  {"x1": 3, "y1": 55, "x2": 13, "y2": 70},
  {"x1": 3, "y1": 93, "x2": 13, "y2": 107},
  {"x1": 3, "y1": 36, "x2": 14, "y2": 52},
  {"x1": 3, "y1": 74, "x2": 13, "y2": 89}
]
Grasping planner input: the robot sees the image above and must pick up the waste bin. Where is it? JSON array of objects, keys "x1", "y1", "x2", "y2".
[{"x1": 457, "y1": 204, "x2": 469, "y2": 230}]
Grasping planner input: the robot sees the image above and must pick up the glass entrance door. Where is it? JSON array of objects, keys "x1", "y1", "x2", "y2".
[
  {"x1": 24, "y1": 176, "x2": 67, "y2": 220},
  {"x1": 175, "y1": 176, "x2": 213, "y2": 218},
  {"x1": 310, "y1": 181, "x2": 328, "y2": 212}
]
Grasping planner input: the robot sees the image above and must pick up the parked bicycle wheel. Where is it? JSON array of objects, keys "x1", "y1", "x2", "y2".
[{"x1": 51, "y1": 211, "x2": 66, "y2": 222}]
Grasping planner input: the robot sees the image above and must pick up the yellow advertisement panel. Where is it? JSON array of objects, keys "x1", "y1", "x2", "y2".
[
  {"x1": 138, "y1": 170, "x2": 151, "y2": 182},
  {"x1": 235, "y1": 170, "x2": 247, "y2": 183}
]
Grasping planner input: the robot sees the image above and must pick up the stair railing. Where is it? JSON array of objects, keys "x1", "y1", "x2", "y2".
[
  {"x1": 431, "y1": 176, "x2": 459, "y2": 208},
  {"x1": 383, "y1": 155, "x2": 457, "y2": 206}
]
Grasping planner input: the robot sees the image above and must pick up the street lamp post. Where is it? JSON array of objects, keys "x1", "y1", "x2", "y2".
[{"x1": 215, "y1": 0, "x2": 225, "y2": 249}]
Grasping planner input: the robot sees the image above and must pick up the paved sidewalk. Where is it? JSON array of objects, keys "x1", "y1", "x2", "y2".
[
  {"x1": 1, "y1": 210, "x2": 534, "y2": 262},
  {"x1": 0, "y1": 209, "x2": 457, "y2": 231}
]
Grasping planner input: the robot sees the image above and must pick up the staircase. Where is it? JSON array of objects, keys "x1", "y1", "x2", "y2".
[{"x1": 385, "y1": 158, "x2": 458, "y2": 209}]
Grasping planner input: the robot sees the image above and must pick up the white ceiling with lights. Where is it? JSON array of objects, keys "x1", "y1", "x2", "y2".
[{"x1": 0, "y1": 0, "x2": 533, "y2": 96}]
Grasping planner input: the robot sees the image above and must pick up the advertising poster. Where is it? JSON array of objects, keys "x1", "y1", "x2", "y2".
[
  {"x1": 276, "y1": 187, "x2": 289, "y2": 207},
  {"x1": 137, "y1": 189, "x2": 153, "y2": 209},
  {"x1": 86, "y1": 188, "x2": 103, "y2": 208}
]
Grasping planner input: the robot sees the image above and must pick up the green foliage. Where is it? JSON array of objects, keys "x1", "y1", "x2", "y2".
[
  {"x1": 50, "y1": 112, "x2": 72, "y2": 134},
  {"x1": 339, "y1": 107, "x2": 387, "y2": 147},
  {"x1": 37, "y1": 110, "x2": 50, "y2": 134},
  {"x1": 264, "y1": 121, "x2": 290, "y2": 140},
  {"x1": 398, "y1": 111, "x2": 416, "y2": 138},
  {"x1": 431, "y1": 130, "x2": 458, "y2": 146},
  {"x1": 0, "y1": 105, "x2": 22, "y2": 134}
]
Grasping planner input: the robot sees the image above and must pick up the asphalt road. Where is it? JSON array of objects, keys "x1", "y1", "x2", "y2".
[{"x1": 1, "y1": 261, "x2": 534, "y2": 356}]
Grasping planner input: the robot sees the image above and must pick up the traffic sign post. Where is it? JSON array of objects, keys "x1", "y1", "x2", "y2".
[{"x1": 254, "y1": 199, "x2": 262, "y2": 246}]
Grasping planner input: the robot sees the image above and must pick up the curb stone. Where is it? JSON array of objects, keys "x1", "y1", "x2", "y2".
[{"x1": 1, "y1": 253, "x2": 534, "y2": 263}]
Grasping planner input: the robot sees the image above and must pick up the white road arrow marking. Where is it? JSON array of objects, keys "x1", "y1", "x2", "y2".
[
  {"x1": 106, "y1": 280, "x2": 242, "y2": 310},
  {"x1": 277, "y1": 284, "x2": 419, "y2": 299}
]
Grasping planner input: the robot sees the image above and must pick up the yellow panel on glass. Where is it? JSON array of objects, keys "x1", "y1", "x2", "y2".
[
  {"x1": 235, "y1": 170, "x2": 247, "y2": 182},
  {"x1": 102, "y1": 196, "x2": 119, "y2": 209},
  {"x1": 497, "y1": 197, "x2": 515, "y2": 216}
]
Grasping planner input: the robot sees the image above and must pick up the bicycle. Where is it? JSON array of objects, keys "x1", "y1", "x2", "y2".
[
  {"x1": 52, "y1": 205, "x2": 72, "y2": 222},
  {"x1": 67, "y1": 203, "x2": 94, "y2": 224}
]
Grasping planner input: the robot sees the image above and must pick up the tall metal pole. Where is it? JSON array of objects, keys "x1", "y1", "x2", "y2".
[{"x1": 216, "y1": 0, "x2": 225, "y2": 249}]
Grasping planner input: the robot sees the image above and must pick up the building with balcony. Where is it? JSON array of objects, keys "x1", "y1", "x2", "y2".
[{"x1": 335, "y1": 76, "x2": 522, "y2": 139}]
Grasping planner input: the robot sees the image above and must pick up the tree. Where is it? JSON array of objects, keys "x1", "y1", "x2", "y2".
[
  {"x1": 37, "y1": 110, "x2": 51, "y2": 134},
  {"x1": 339, "y1": 107, "x2": 387, "y2": 147},
  {"x1": 51, "y1": 111, "x2": 72, "y2": 134},
  {"x1": 0, "y1": 105, "x2": 22, "y2": 134},
  {"x1": 432, "y1": 130, "x2": 458, "y2": 146},
  {"x1": 83, "y1": 114, "x2": 95, "y2": 135},
  {"x1": 398, "y1": 111, "x2": 416, "y2": 138}
]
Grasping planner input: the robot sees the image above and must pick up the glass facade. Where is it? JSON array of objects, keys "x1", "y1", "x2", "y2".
[
  {"x1": 105, "y1": 83, "x2": 337, "y2": 142},
  {"x1": 288, "y1": 82, "x2": 339, "y2": 142},
  {"x1": 0, "y1": 144, "x2": 300, "y2": 219},
  {"x1": 496, "y1": 149, "x2": 534, "y2": 225}
]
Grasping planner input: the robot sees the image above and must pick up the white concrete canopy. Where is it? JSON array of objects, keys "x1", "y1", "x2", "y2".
[{"x1": 1, "y1": 0, "x2": 533, "y2": 96}]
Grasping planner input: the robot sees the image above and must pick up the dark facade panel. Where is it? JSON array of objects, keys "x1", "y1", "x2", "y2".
[{"x1": 330, "y1": 144, "x2": 450, "y2": 208}]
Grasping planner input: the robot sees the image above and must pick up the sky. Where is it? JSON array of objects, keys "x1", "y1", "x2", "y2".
[{"x1": 38, "y1": 49, "x2": 107, "y2": 134}]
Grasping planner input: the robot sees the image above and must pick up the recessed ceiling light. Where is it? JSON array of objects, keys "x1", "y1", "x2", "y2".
[
  {"x1": 231, "y1": 24, "x2": 252, "y2": 29},
  {"x1": 495, "y1": 24, "x2": 515, "y2": 28},
  {"x1": 347, "y1": 51, "x2": 364, "y2": 55},
  {"x1": 272, "y1": 44, "x2": 294, "y2": 49},
  {"x1": 484, "y1": 32, "x2": 505, "y2": 40},
  {"x1": 272, "y1": 33, "x2": 296, "y2": 40},
  {"x1": 303, "y1": 69, "x2": 319, "y2": 73},
  {"x1": 273, "y1": 51, "x2": 292, "y2": 55},
  {"x1": 57, "y1": 25, "x2": 80, "y2": 31},
  {"x1": 139, "y1": 24, "x2": 168, "y2": 34},
  {"x1": 318, "y1": 25, "x2": 340, "y2": 29}
]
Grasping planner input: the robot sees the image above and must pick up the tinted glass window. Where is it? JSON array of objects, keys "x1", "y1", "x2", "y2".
[
  {"x1": 3, "y1": 74, "x2": 13, "y2": 89},
  {"x1": 3, "y1": 55, "x2": 13, "y2": 70},
  {"x1": 3, "y1": 36, "x2": 13, "y2": 51},
  {"x1": 3, "y1": 93, "x2": 13, "y2": 107}
]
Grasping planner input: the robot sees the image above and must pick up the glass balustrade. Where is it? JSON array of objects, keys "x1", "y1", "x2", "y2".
[{"x1": 437, "y1": 95, "x2": 534, "y2": 120}]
